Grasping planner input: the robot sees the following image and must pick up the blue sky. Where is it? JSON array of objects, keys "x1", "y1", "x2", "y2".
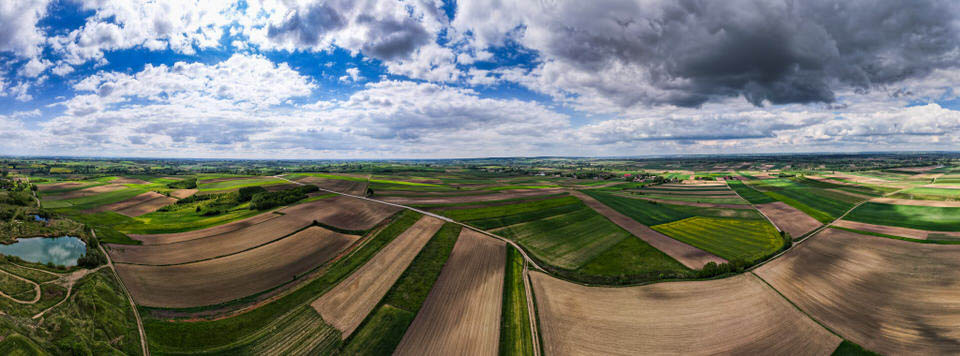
[{"x1": 1, "y1": 0, "x2": 959, "y2": 158}]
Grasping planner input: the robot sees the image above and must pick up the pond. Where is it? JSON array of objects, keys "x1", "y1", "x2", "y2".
[
  {"x1": 32, "y1": 215, "x2": 48, "y2": 222},
  {"x1": 0, "y1": 236, "x2": 86, "y2": 267}
]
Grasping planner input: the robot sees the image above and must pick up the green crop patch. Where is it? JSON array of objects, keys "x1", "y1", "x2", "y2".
[
  {"x1": 652, "y1": 216, "x2": 784, "y2": 263},
  {"x1": 438, "y1": 196, "x2": 581, "y2": 223},
  {"x1": 495, "y1": 207, "x2": 632, "y2": 270},
  {"x1": 891, "y1": 187, "x2": 960, "y2": 201},
  {"x1": 581, "y1": 191, "x2": 693, "y2": 225},
  {"x1": 500, "y1": 246, "x2": 534, "y2": 356},
  {"x1": 635, "y1": 194, "x2": 748, "y2": 205},
  {"x1": 727, "y1": 180, "x2": 776, "y2": 204},
  {"x1": 750, "y1": 178, "x2": 864, "y2": 223},
  {"x1": 845, "y1": 203, "x2": 960, "y2": 232}
]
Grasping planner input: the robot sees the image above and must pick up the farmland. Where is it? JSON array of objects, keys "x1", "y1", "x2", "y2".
[
  {"x1": 845, "y1": 202, "x2": 960, "y2": 231},
  {"x1": 4, "y1": 155, "x2": 960, "y2": 354}
]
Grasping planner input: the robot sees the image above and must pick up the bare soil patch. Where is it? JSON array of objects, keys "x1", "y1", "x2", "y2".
[
  {"x1": 571, "y1": 191, "x2": 726, "y2": 269},
  {"x1": 755, "y1": 228, "x2": 960, "y2": 354},
  {"x1": 169, "y1": 189, "x2": 197, "y2": 199},
  {"x1": 91, "y1": 191, "x2": 177, "y2": 217},
  {"x1": 116, "y1": 226, "x2": 359, "y2": 308},
  {"x1": 892, "y1": 165, "x2": 943, "y2": 173},
  {"x1": 395, "y1": 229, "x2": 505, "y2": 356},
  {"x1": 108, "y1": 209, "x2": 318, "y2": 265},
  {"x1": 43, "y1": 184, "x2": 126, "y2": 200},
  {"x1": 870, "y1": 197, "x2": 960, "y2": 207},
  {"x1": 314, "y1": 195, "x2": 401, "y2": 231},
  {"x1": 312, "y1": 216, "x2": 445, "y2": 338},
  {"x1": 262, "y1": 183, "x2": 300, "y2": 192},
  {"x1": 924, "y1": 184, "x2": 960, "y2": 189},
  {"x1": 197, "y1": 176, "x2": 262, "y2": 184},
  {"x1": 834, "y1": 220, "x2": 960, "y2": 240},
  {"x1": 657, "y1": 183, "x2": 726, "y2": 189},
  {"x1": 297, "y1": 176, "x2": 368, "y2": 195},
  {"x1": 531, "y1": 272, "x2": 840, "y2": 355},
  {"x1": 754, "y1": 202, "x2": 821, "y2": 238},
  {"x1": 638, "y1": 189, "x2": 736, "y2": 196},
  {"x1": 109, "y1": 177, "x2": 150, "y2": 184}
]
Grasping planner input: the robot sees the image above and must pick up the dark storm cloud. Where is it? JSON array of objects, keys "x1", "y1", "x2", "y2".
[
  {"x1": 267, "y1": 2, "x2": 347, "y2": 46},
  {"x1": 537, "y1": 0, "x2": 960, "y2": 107},
  {"x1": 357, "y1": 15, "x2": 431, "y2": 61}
]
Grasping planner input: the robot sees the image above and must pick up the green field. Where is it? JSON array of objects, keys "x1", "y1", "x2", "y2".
[
  {"x1": 198, "y1": 177, "x2": 287, "y2": 192},
  {"x1": 438, "y1": 196, "x2": 582, "y2": 228},
  {"x1": 845, "y1": 203, "x2": 960, "y2": 232},
  {"x1": 341, "y1": 223, "x2": 461, "y2": 354},
  {"x1": 727, "y1": 180, "x2": 776, "y2": 204},
  {"x1": 581, "y1": 191, "x2": 693, "y2": 225},
  {"x1": 636, "y1": 194, "x2": 748, "y2": 205},
  {"x1": 142, "y1": 210, "x2": 422, "y2": 354},
  {"x1": 42, "y1": 186, "x2": 148, "y2": 211},
  {"x1": 651, "y1": 217, "x2": 784, "y2": 263},
  {"x1": 494, "y1": 207, "x2": 634, "y2": 270},
  {"x1": 749, "y1": 179, "x2": 864, "y2": 223},
  {"x1": 891, "y1": 187, "x2": 960, "y2": 201},
  {"x1": 500, "y1": 246, "x2": 534, "y2": 356}
]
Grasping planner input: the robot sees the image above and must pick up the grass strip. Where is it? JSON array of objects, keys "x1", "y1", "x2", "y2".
[
  {"x1": 340, "y1": 223, "x2": 462, "y2": 354},
  {"x1": 499, "y1": 245, "x2": 534, "y2": 356}
]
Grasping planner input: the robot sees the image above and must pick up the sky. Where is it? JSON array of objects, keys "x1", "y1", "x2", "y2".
[{"x1": 1, "y1": 0, "x2": 959, "y2": 159}]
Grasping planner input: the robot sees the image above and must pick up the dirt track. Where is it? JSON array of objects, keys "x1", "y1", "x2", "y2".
[
  {"x1": 394, "y1": 229, "x2": 505, "y2": 356},
  {"x1": 116, "y1": 226, "x2": 358, "y2": 308},
  {"x1": 755, "y1": 228, "x2": 960, "y2": 354},
  {"x1": 870, "y1": 197, "x2": 960, "y2": 207},
  {"x1": 754, "y1": 202, "x2": 821, "y2": 238},
  {"x1": 311, "y1": 216, "x2": 445, "y2": 338},
  {"x1": 571, "y1": 191, "x2": 726, "y2": 269},
  {"x1": 531, "y1": 271, "x2": 840, "y2": 355}
]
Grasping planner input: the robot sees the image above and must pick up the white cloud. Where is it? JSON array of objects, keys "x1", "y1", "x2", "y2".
[
  {"x1": 339, "y1": 67, "x2": 360, "y2": 82},
  {"x1": 18, "y1": 57, "x2": 52, "y2": 78},
  {"x1": 0, "y1": 0, "x2": 50, "y2": 58}
]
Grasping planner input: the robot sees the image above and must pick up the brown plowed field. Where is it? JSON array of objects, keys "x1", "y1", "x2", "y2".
[
  {"x1": 833, "y1": 220, "x2": 960, "y2": 240},
  {"x1": 126, "y1": 196, "x2": 397, "y2": 245},
  {"x1": 116, "y1": 226, "x2": 358, "y2": 308},
  {"x1": 394, "y1": 229, "x2": 505, "y2": 356},
  {"x1": 378, "y1": 189, "x2": 565, "y2": 205},
  {"x1": 109, "y1": 177, "x2": 150, "y2": 184},
  {"x1": 197, "y1": 176, "x2": 260, "y2": 183},
  {"x1": 754, "y1": 202, "x2": 821, "y2": 238},
  {"x1": 262, "y1": 183, "x2": 300, "y2": 192},
  {"x1": 870, "y1": 197, "x2": 960, "y2": 207},
  {"x1": 825, "y1": 188, "x2": 874, "y2": 200},
  {"x1": 108, "y1": 210, "x2": 317, "y2": 265},
  {"x1": 755, "y1": 228, "x2": 960, "y2": 354},
  {"x1": 297, "y1": 176, "x2": 368, "y2": 195},
  {"x1": 169, "y1": 189, "x2": 197, "y2": 199},
  {"x1": 128, "y1": 211, "x2": 282, "y2": 245},
  {"x1": 313, "y1": 195, "x2": 401, "y2": 231},
  {"x1": 92, "y1": 191, "x2": 176, "y2": 217},
  {"x1": 530, "y1": 271, "x2": 840, "y2": 355},
  {"x1": 43, "y1": 184, "x2": 126, "y2": 200},
  {"x1": 656, "y1": 183, "x2": 726, "y2": 189},
  {"x1": 571, "y1": 191, "x2": 726, "y2": 269},
  {"x1": 311, "y1": 216, "x2": 445, "y2": 338}
]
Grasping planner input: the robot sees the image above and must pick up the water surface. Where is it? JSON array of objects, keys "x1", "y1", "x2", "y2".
[{"x1": 0, "y1": 236, "x2": 86, "y2": 266}]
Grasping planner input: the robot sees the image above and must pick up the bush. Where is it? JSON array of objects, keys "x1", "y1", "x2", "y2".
[
  {"x1": 237, "y1": 186, "x2": 267, "y2": 202},
  {"x1": 249, "y1": 185, "x2": 318, "y2": 210},
  {"x1": 167, "y1": 177, "x2": 197, "y2": 189}
]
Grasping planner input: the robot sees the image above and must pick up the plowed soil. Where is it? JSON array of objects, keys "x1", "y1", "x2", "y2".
[
  {"x1": 116, "y1": 226, "x2": 358, "y2": 308},
  {"x1": 628, "y1": 196, "x2": 752, "y2": 209},
  {"x1": 571, "y1": 191, "x2": 726, "y2": 269},
  {"x1": 128, "y1": 212, "x2": 282, "y2": 245},
  {"x1": 169, "y1": 189, "x2": 198, "y2": 199},
  {"x1": 37, "y1": 182, "x2": 88, "y2": 192},
  {"x1": 109, "y1": 177, "x2": 150, "y2": 184},
  {"x1": 43, "y1": 184, "x2": 126, "y2": 200},
  {"x1": 754, "y1": 202, "x2": 821, "y2": 238},
  {"x1": 297, "y1": 176, "x2": 368, "y2": 195},
  {"x1": 92, "y1": 191, "x2": 176, "y2": 216},
  {"x1": 530, "y1": 272, "x2": 840, "y2": 355},
  {"x1": 394, "y1": 229, "x2": 505, "y2": 356},
  {"x1": 311, "y1": 216, "x2": 445, "y2": 338},
  {"x1": 755, "y1": 228, "x2": 960, "y2": 354}
]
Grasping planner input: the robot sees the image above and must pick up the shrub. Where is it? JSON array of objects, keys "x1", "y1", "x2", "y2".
[
  {"x1": 237, "y1": 186, "x2": 267, "y2": 202},
  {"x1": 167, "y1": 177, "x2": 198, "y2": 189}
]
